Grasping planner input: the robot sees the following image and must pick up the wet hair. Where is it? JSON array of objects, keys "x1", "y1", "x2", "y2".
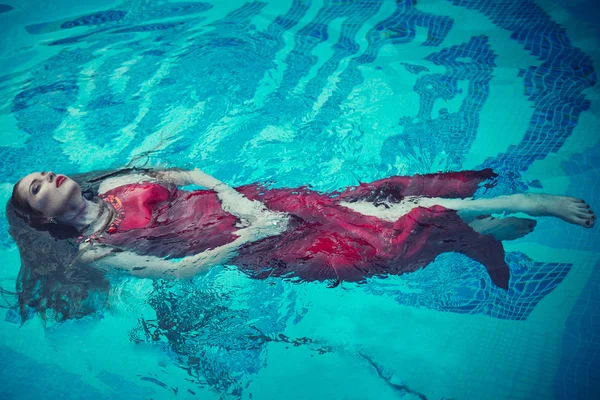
[
  {"x1": 11, "y1": 179, "x2": 40, "y2": 221},
  {"x1": 5, "y1": 167, "x2": 162, "y2": 324}
]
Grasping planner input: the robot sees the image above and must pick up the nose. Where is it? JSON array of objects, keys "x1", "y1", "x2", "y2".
[{"x1": 46, "y1": 171, "x2": 55, "y2": 183}]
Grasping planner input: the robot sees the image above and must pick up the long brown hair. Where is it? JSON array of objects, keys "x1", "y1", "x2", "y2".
[{"x1": 5, "y1": 167, "x2": 156, "y2": 324}]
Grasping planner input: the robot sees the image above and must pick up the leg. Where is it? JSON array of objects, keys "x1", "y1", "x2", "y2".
[
  {"x1": 334, "y1": 169, "x2": 497, "y2": 203},
  {"x1": 468, "y1": 216, "x2": 537, "y2": 241},
  {"x1": 433, "y1": 193, "x2": 596, "y2": 228}
]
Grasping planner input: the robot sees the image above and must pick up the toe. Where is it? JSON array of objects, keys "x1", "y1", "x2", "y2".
[
  {"x1": 576, "y1": 210, "x2": 589, "y2": 218},
  {"x1": 568, "y1": 215, "x2": 588, "y2": 227}
]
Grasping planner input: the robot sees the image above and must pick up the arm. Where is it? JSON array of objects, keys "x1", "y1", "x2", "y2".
[
  {"x1": 159, "y1": 168, "x2": 286, "y2": 227},
  {"x1": 99, "y1": 167, "x2": 277, "y2": 226},
  {"x1": 87, "y1": 169, "x2": 288, "y2": 278},
  {"x1": 80, "y1": 223, "x2": 276, "y2": 279}
]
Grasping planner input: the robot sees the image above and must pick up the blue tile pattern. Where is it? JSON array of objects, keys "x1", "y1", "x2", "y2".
[
  {"x1": 450, "y1": 0, "x2": 596, "y2": 194},
  {"x1": 381, "y1": 35, "x2": 496, "y2": 172},
  {"x1": 367, "y1": 252, "x2": 571, "y2": 320},
  {"x1": 110, "y1": 21, "x2": 188, "y2": 34},
  {"x1": 129, "y1": 269, "x2": 307, "y2": 395},
  {"x1": 551, "y1": 142, "x2": 600, "y2": 399},
  {"x1": 553, "y1": 260, "x2": 600, "y2": 400},
  {"x1": 138, "y1": 2, "x2": 213, "y2": 19},
  {"x1": 0, "y1": 4, "x2": 13, "y2": 14},
  {"x1": 60, "y1": 10, "x2": 128, "y2": 29},
  {"x1": 0, "y1": 346, "x2": 114, "y2": 400},
  {"x1": 401, "y1": 62, "x2": 430, "y2": 75}
]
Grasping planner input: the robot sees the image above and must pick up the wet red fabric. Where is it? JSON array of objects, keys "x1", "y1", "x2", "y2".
[{"x1": 95, "y1": 169, "x2": 509, "y2": 288}]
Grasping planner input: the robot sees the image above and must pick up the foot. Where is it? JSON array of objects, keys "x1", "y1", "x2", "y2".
[
  {"x1": 525, "y1": 194, "x2": 596, "y2": 228},
  {"x1": 469, "y1": 217, "x2": 537, "y2": 241}
]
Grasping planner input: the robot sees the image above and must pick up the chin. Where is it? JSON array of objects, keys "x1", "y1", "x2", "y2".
[
  {"x1": 63, "y1": 178, "x2": 81, "y2": 193},
  {"x1": 60, "y1": 180, "x2": 83, "y2": 211}
]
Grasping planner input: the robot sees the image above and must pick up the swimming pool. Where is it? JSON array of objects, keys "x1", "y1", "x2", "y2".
[{"x1": 0, "y1": 0, "x2": 599, "y2": 398}]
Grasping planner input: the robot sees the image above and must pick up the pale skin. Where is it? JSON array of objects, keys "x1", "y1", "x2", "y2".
[{"x1": 17, "y1": 169, "x2": 596, "y2": 279}]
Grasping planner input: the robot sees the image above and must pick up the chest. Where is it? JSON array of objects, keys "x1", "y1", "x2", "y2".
[
  {"x1": 103, "y1": 184, "x2": 171, "y2": 231},
  {"x1": 96, "y1": 184, "x2": 241, "y2": 258}
]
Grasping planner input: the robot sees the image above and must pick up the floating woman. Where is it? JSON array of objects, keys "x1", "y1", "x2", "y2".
[{"x1": 6, "y1": 167, "x2": 595, "y2": 321}]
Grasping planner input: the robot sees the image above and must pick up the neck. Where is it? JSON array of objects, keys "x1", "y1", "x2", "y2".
[{"x1": 57, "y1": 197, "x2": 104, "y2": 232}]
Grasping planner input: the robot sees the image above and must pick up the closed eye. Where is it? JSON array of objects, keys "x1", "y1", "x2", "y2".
[{"x1": 29, "y1": 178, "x2": 41, "y2": 195}]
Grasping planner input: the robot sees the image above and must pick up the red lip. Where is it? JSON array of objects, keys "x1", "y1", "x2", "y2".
[{"x1": 56, "y1": 175, "x2": 66, "y2": 188}]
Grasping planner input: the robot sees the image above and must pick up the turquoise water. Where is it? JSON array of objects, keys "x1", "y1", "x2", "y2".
[{"x1": 1, "y1": 0, "x2": 599, "y2": 399}]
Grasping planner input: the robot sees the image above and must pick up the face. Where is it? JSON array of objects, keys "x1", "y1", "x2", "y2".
[{"x1": 17, "y1": 171, "x2": 83, "y2": 219}]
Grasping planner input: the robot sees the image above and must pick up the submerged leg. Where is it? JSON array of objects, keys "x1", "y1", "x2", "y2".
[
  {"x1": 334, "y1": 169, "x2": 497, "y2": 202},
  {"x1": 468, "y1": 216, "x2": 536, "y2": 241}
]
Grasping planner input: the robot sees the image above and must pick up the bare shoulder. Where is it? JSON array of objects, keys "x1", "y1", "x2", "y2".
[{"x1": 98, "y1": 172, "x2": 158, "y2": 194}]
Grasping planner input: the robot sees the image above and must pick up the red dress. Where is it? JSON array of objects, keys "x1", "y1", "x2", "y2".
[{"x1": 93, "y1": 169, "x2": 509, "y2": 289}]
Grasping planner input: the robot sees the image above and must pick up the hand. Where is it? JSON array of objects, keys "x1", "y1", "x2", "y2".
[{"x1": 237, "y1": 210, "x2": 290, "y2": 241}]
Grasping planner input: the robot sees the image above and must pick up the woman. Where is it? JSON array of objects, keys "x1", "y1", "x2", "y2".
[{"x1": 6, "y1": 167, "x2": 595, "y2": 321}]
